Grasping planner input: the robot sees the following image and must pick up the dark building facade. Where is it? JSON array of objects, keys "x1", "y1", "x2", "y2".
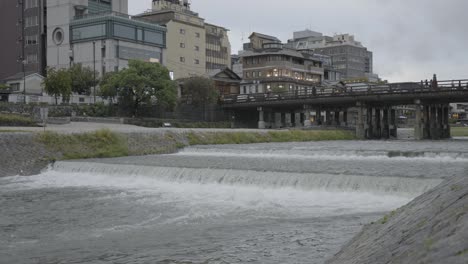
[{"x1": 0, "y1": 0, "x2": 47, "y2": 81}]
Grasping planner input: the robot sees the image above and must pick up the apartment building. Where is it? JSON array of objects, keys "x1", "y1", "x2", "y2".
[
  {"x1": 0, "y1": 0, "x2": 47, "y2": 81},
  {"x1": 135, "y1": 0, "x2": 231, "y2": 80}
]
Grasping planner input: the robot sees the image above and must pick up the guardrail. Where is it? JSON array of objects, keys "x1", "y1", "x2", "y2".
[{"x1": 221, "y1": 79, "x2": 468, "y2": 105}]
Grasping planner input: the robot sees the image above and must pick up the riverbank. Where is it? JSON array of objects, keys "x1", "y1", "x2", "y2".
[
  {"x1": 0, "y1": 128, "x2": 355, "y2": 177},
  {"x1": 327, "y1": 175, "x2": 468, "y2": 264}
]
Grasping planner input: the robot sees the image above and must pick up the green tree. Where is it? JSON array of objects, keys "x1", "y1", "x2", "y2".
[
  {"x1": 99, "y1": 72, "x2": 119, "y2": 103},
  {"x1": 106, "y1": 60, "x2": 177, "y2": 116},
  {"x1": 69, "y1": 64, "x2": 98, "y2": 95},
  {"x1": 42, "y1": 68, "x2": 72, "y2": 104},
  {"x1": 0, "y1": 84, "x2": 9, "y2": 90},
  {"x1": 182, "y1": 76, "x2": 219, "y2": 106}
]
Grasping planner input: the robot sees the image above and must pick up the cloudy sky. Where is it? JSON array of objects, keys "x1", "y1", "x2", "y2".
[{"x1": 129, "y1": 0, "x2": 468, "y2": 82}]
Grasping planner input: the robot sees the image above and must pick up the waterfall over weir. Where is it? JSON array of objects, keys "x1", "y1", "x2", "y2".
[
  {"x1": 51, "y1": 161, "x2": 442, "y2": 197},
  {"x1": 3, "y1": 140, "x2": 466, "y2": 264}
]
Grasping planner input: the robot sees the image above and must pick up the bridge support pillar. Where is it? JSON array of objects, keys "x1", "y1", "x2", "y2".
[
  {"x1": 366, "y1": 107, "x2": 374, "y2": 139},
  {"x1": 374, "y1": 108, "x2": 382, "y2": 139},
  {"x1": 414, "y1": 101, "x2": 424, "y2": 140},
  {"x1": 325, "y1": 110, "x2": 332, "y2": 126},
  {"x1": 356, "y1": 103, "x2": 366, "y2": 139},
  {"x1": 295, "y1": 111, "x2": 302, "y2": 128},
  {"x1": 334, "y1": 111, "x2": 340, "y2": 126},
  {"x1": 424, "y1": 105, "x2": 431, "y2": 139},
  {"x1": 274, "y1": 112, "x2": 282, "y2": 129},
  {"x1": 389, "y1": 109, "x2": 397, "y2": 138},
  {"x1": 342, "y1": 111, "x2": 348, "y2": 127},
  {"x1": 442, "y1": 105, "x2": 451, "y2": 138},
  {"x1": 382, "y1": 108, "x2": 390, "y2": 139},
  {"x1": 285, "y1": 113, "x2": 292, "y2": 127},
  {"x1": 257, "y1": 107, "x2": 265, "y2": 129},
  {"x1": 304, "y1": 105, "x2": 312, "y2": 127},
  {"x1": 315, "y1": 106, "x2": 322, "y2": 126},
  {"x1": 430, "y1": 105, "x2": 439, "y2": 140}
]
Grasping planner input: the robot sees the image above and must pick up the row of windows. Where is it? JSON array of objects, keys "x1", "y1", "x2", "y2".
[
  {"x1": 71, "y1": 23, "x2": 165, "y2": 46},
  {"x1": 244, "y1": 55, "x2": 306, "y2": 66},
  {"x1": 25, "y1": 16, "x2": 38, "y2": 27},
  {"x1": 179, "y1": 57, "x2": 200, "y2": 65},
  {"x1": 179, "y1": 28, "x2": 201, "y2": 38},
  {"x1": 25, "y1": 35, "x2": 38, "y2": 45},
  {"x1": 179, "y1": 43, "x2": 200, "y2": 51},
  {"x1": 24, "y1": 0, "x2": 38, "y2": 9},
  {"x1": 244, "y1": 69, "x2": 321, "y2": 82}
]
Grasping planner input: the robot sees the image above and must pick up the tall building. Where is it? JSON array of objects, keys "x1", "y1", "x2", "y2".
[
  {"x1": 287, "y1": 30, "x2": 376, "y2": 81},
  {"x1": 0, "y1": 0, "x2": 47, "y2": 81},
  {"x1": 135, "y1": 0, "x2": 231, "y2": 80},
  {"x1": 205, "y1": 23, "x2": 231, "y2": 72},
  {"x1": 240, "y1": 42, "x2": 324, "y2": 94},
  {"x1": 47, "y1": 0, "x2": 166, "y2": 76}
]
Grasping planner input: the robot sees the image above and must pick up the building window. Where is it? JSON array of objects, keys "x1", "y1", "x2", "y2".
[
  {"x1": 25, "y1": 35, "x2": 38, "y2": 45},
  {"x1": 25, "y1": 16, "x2": 38, "y2": 27},
  {"x1": 180, "y1": 28, "x2": 186, "y2": 35},
  {"x1": 194, "y1": 45, "x2": 199, "y2": 51},
  {"x1": 194, "y1": 59, "x2": 200, "y2": 65},
  {"x1": 10, "y1": 83, "x2": 20, "y2": 91},
  {"x1": 114, "y1": 24, "x2": 136, "y2": 40},
  {"x1": 26, "y1": 53, "x2": 38, "y2": 63},
  {"x1": 71, "y1": 24, "x2": 105, "y2": 41},
  {"x1": 25, "y1": 0, "x2": 38, "y2": 10},
  {"x1": 137, "y1": 29, "x2": 143, "y2": 41},
  {"x1": 195, "y1": 32, "x2": 200, "y2": 38},
  {"x1": 144, "y1": 30, "x2": 163, "y2": 45},
  {"x1": 79, "y1": 97, "x2": 85, "y2": 103},
  {"x1": 180, "y1": 57, "x2": 185, "y2": 63},
  {"x1": 180, "y1": 43, "x2": 185, "y2": 48}
]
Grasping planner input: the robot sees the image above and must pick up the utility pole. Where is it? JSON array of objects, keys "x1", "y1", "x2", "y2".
[
  {"x1": 93, "y1": 41, "x2": 96, "y2": 104},
  {"x1": 19, "y1": 0, "x2": 26, "y2": 104}
]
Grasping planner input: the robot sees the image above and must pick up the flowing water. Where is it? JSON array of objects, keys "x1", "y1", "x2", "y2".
[{"x1": 1, "y1": 140, "x2": 467, "y2": 264}]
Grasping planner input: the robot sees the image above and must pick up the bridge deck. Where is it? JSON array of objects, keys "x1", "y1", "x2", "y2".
[{"x1": 221, "y1": 80, "x2": 468, "y2": 109}]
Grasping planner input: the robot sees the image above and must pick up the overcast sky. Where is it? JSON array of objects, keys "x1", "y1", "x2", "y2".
[{"x1": 129, "y1": 0, "x2": 468, "y2": 82}]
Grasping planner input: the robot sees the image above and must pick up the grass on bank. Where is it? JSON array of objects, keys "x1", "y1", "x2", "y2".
[
  {"x1": 0, "y1": 113, "x2": 37, "y2": 127},
  {"x1": 451, "y1": 127, "x2": 468, "y2": 137},
  {"x1": 34, "y1": 129, "x2": 355, "y2": 161},
  {"x1": 186, "y1": 130, "x2": 356, "y2": 145},
  {"x1": 37, "y1": 129, "x2": 128, "y2": 160}
]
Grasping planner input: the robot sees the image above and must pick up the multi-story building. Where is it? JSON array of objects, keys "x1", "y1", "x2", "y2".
[
  {"x1": 135, "y1": 0, "x2": 231, "y2": 80},
  {"x1": 205, "y1": 23, "x2": 231, "y2": 72},
  {"x1": 287, "y1": 30, "x2": 376, "y2": 81},
  {"x1": 0, "y1": 0, "x2": 47, "y2": 81},
  {"x1": 240, "y1": 42, "x2": 324, "y2": 94},
  {"x1": 46, "y1": 0, "x2": 166, "y2": 76}
]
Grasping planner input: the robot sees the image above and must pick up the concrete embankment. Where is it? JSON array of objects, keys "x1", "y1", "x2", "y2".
[{"x1": 327, "y1": 176, "x2": 468, "y2": 264}]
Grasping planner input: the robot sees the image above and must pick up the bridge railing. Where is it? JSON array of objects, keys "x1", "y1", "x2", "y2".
[{"x1": 221, "y1": 79, "x2": 468, "y2": 105}]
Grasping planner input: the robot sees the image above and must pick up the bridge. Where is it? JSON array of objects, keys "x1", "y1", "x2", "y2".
[{"x1": 220, "y1": 78, "x2": 468, "y2": 140}]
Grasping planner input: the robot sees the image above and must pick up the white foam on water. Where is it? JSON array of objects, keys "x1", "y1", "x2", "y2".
[{"x1": 176, "y1": 148, "x2": 468, "y2": 163}]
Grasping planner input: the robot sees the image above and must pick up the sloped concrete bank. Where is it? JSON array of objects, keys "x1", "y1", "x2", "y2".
[{"x1": 327, "y1": 176, "x2": 468, "y2": 264}]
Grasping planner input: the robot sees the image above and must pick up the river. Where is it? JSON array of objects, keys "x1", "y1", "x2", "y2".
[{"x1": 1, "y1": 139, "x2": 467, "y2": 264}]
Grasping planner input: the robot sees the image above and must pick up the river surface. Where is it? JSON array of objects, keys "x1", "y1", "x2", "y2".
[{"x1": 1, "y1": 140, "x2": 468, "y2": 264}]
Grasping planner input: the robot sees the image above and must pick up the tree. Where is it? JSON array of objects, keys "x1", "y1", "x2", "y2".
[
  {"x1": 182, "y1": 76, "x2": 219, "y2": 106},
  {"x1": 69, "y1": 64, "x2": 98, "y2": 95},
  {"x1": 106, "y1": 60, "x2": 177, "y2": 116},
  {"x1": 42, "y1": 68, "x2": 72, "y2": 104},
  {"x1": 0, "y1": 84, "x2": 9, "y2": 90},
  {"x1": 99, "y1": 72, "x2": 119, "y2": 103}
]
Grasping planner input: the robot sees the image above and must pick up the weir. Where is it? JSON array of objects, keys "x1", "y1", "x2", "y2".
[{"x1": 51, "y1": 161, "x2": 443, "y2": 197}]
